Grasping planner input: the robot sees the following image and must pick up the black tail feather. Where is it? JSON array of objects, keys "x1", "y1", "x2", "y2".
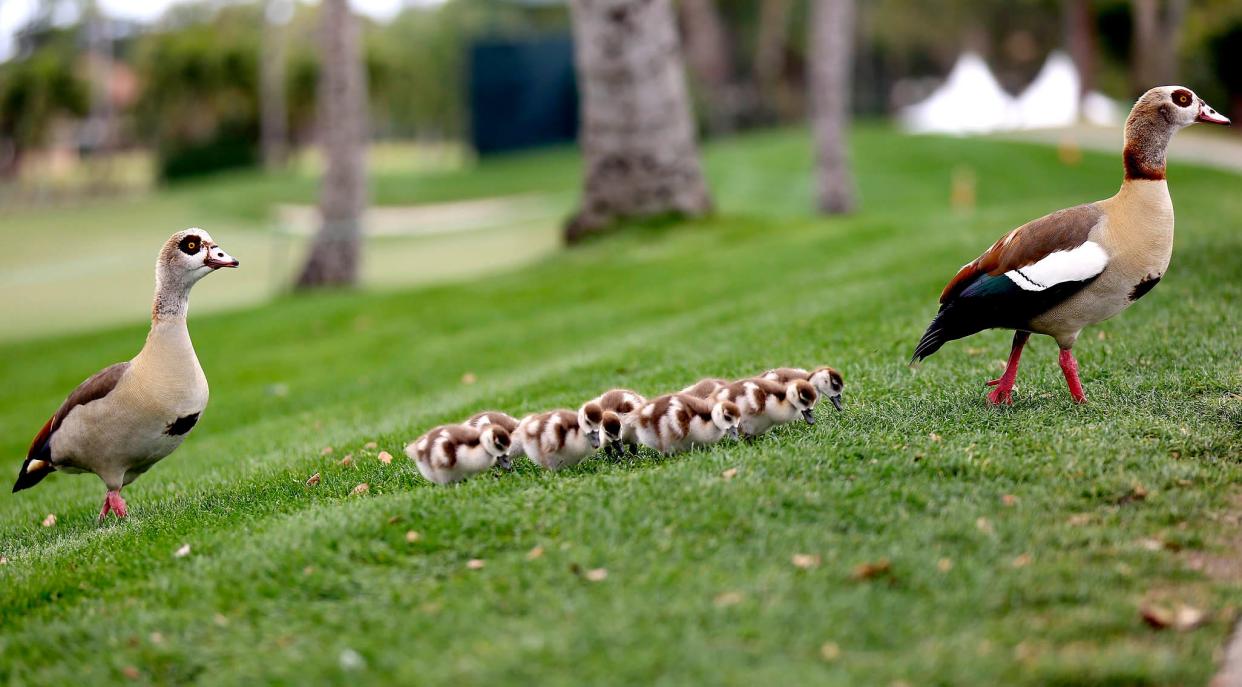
[{"x1": 911, "y1": 316, "x2": 947, "y2": 363}]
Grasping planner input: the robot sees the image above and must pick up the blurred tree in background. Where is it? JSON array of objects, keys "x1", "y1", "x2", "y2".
[
  {"x1": 0, "y1": 28, "x2": 87, "y2": 178},
  {"x1": 809, "y1": 0, "x2": 856, "y2": 215}
]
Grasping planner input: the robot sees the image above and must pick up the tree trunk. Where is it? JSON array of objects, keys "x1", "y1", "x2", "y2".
[
  {"x1": 260, "y1": 0, "x2": 291, "y2": 170},
  {"x1": 754, "y1": 0, "x2": 795, "y2": 120},
  {"x1": 296, "y1": 0, "x2": 368, "y2": 289},
  {"x1": 1062, "y1": 0, "x2": 1097, "y2": 99},
  {"x1": 1129, "y1": 0, "x2": 1186, "y2": 95},
  {"x1": 809, "y1": 0, "x2": 857, "y2": 215},
  {"x1": 565, "y1": 0, "x2": 713, "y2": 243},
  {"x1": 678, "y1": 0, "x2": 735, "y2": 134}
]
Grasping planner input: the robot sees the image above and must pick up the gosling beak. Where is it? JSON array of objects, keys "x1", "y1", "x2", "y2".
[
  {"x1": 829, "y1": 395, "x2": 843, "y2": 412},
  {"x1": 587, "y1": 431, "x2": 600, "y2": 449},
  {"x1": 1198, "y1": 100, "x2": 1231, "y2": 125},
  {"x1": 497, "y1": 454, "x2": 513, "y2": 471},
  {"x1": 726, "y1": 426, "x2": 739, "y2": 440},
  {"x1": 802, "y1": 409, "x2": 816, "y2": 425},
  {"x1": 204, "y1": 244, "x2": 240, "y2": 269}
]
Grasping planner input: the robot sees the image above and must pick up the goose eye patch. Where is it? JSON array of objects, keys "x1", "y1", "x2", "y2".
[
  {"x1": 178, "y1": 236, "x2": 202, "y2": 255},
  {"x1": 1172, "y1": 89, "x2": 1192, "y2": 107}
]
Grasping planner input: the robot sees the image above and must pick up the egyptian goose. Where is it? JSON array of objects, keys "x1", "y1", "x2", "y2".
[
  {"x1": 577, "y1": 388, "x2": 646, "y2": 457},
  {"x1": 465, "y1": 411, "x2": 522, "y2": 463},
  {"x1": 12, "y1": 229, "x2": 238, "y2": 521},
  {"x1": 762, "y1": 366, "x2": 845, "y2": 411},
  {"x1": 912, "y1": 86, "x2": 1229, "y2": 404},
  {"x1": 515, "y1": 409, "x2": 616, "y2": 471},
  {"x1": 712, "y1": 378, "x2": 818, "y2": 437},
  {"x1": 406, "y1": 424, "x2": 512, "y2": 484},
  {"x1": 634, "y1": 393, "x2": 741, "y2": 455}
]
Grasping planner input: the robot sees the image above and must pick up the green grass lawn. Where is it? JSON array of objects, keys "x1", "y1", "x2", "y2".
[{"x1": 1, "y1": 127, "x2": 1240, "y2": 685}]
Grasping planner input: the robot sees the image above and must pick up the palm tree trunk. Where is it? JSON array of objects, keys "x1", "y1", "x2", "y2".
[
  {"x1": 678, "y1": 0, "x2": 735, "y2": 134},
  {"x1": 809, "y1": 0, "x2": 857, "y2": 215},
  {"x1": 260, "y1": 0, "x2": 291, "y2": 170},
  {"x1": 754, "y1": 0, "x2": 795, "y2": 120},
  {"x1": 565, "y1": 0, "x2": 713, "y2": 243},
  {"x1": 1129, "y1": 0, "x2": 1186, "y2": 95},
  {"x1": 296, "y1": 0, "x2": 368, "y2": 289},
  {"x1": 1062, "y1": 0, "x2": 1097, "y2": 99}
]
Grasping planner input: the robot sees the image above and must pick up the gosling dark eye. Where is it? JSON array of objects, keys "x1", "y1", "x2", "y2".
[
  {"x1": 178, "y1": 235, "x2": 202, "y2": 255},
  {"x1": 1172, "y1": 89, "x2": 1193, "y2": 108}
]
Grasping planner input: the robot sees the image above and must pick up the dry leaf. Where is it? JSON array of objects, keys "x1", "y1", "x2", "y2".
[
  {"x1": 1001, "y1": 494, "x2": 1018, "y2": 507},
  {"x1": 1141, "y1": 604, "x2": 1174, "y2": 629},
  {"x1": 149, "y1": 632, "x2": 165, "y2": 645},
  {"x1": 714, "y1": 591, "x2": 744, "y2": 607},
  {"x1": 852, "y1": 558, "x2": 892, "y2": 580},
  {"x1": 405, "y1": 530, "x2": 420, "y2": 543},
  {"x1": 929, "y1": 432, "x2": 942, "y2": 442},
  {"x1": 1097, "y1": 330, "x2": 1107, "y2": 340},
  {"x1": 364, "y1": 441, "x2": 378, "y2": 450},
  {"x1": 322, "y1": 446, "x2": 334, "y2": 455},
  {"x1": 585, "y1": 568, "x2": 608, "y2": 582},
  {"x1": 1140, "y1": 603, "x2": 1205, "y2": 631},
  {"x1": 1173, "y1": 604, "x2": 1207, "y2": 630},
  {"x1": 350, "y1": 483, "x2": 369, "y2": 496},
  {"x1": 1117, "y1": 485, "x2": 1148, "y2": 505},
  {"x1": 466, "y1": 559, "x2": 485, "y2": 570},
  {"x1": 174, "y1": 544, "x2": 191, "y2": 558},
  {"x1": 792, "y1": 553, "x2": 821, "y2": 570},
  {"x1": 378, "y1": 451, "x2": 393, "y2": 464},
  {"x1": 0, "y1": 556, "x2": 7, "y2": 565},
  {"x1": 1139, "y1": 538, "x2": 1164, "y2": 551},
  {"x1": 305, "y1": 472, "x2": 321, "y2": 487},
  {"x1": 461, "y1": 372, "x2": 477, "y2": 385},
  {"x1": 213, "y1": 613, "x2": 229, "y2": 627},
  {"x1": 965, "y1": 347, "x2": 985, "y2": 356},
  {"x1": 975, "y1": 517, "x2": 994, "y2": 535},
  {"x1": 526, "y1": 546, "x2": 544, "y2": 560},
  {"x1": 122, "y1": 666, "x2": 141, "y2": 680},
  {"x1": 303, "y1": 566, "x2": 315, "y2": 575},
  {"x1": 721, "y1": 468, "x2": 738, "y2": 480},
  {"x1": 937, "y1": 558, "x2": 953, "y2": 572},
  {"x1": 820, "y1": 642, "x2": 841, "y2": 661},
  {"x1": 41, "y1": 513, "x2": 56, "y2": 527},
  {"x1": 1067, "y1": 513, "x2": 1091, "y2": 526},
  {"x1": 339, "y1": 456, "x2": 353, "y2": 468},
  {"x1": 1011, "y1": 553, "x2": 1032, "y2": 568}
]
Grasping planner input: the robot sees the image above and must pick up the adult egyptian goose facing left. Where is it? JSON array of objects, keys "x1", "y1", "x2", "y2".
[
  {"x1": 12, "y1": 229, "x2": 238, "y2": 521},
  {"x1": 912, "y1": 86, "x2": 1229, "y2": 404}
]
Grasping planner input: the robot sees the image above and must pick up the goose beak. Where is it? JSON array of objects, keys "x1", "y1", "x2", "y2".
[
  {"x1": 497, "y1": 454, "x2": 512, "y2": 471},
  {"x1": 587, "y1": 431, "x2": 600, "y2": 449},
  {"x1": 726, "y1": 426, "x2": 739, "y2": 440},
  {"x1": 205, "y1": 245, "x2": 240, "y2": 269},
  {"x1": 1198, "y1": 100, "x2": 1231, "y2": 125},
  {"x1": 829, "y1": 395, "x2": 844, "y2": 412},
  {"x1": 802, "y1": 409, "x2": 816, "y2": 425}
]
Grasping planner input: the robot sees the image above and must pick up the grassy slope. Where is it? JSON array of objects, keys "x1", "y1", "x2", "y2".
[{"x1": 1, "y1": 128, "x2": 1240, "y2": 685}]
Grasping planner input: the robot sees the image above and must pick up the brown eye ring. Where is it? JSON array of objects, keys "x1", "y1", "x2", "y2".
[{"x1": 1172, "y1": 89, "x2": 1193, "y2": 108}]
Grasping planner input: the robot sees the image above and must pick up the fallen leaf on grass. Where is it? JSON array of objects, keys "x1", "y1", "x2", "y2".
[
  {"x1": 321, "y1": 446, "x2": 334, "y2": 455},
  {"x1": 305, "y1": 472, "x2": 321, "y2": 487},
  {"x1": 41, "y1": 513, "x2": 56, "y2": 527},
  {"x1": 350, "y1": 483, "x2": 369, "y2": 496},
  {"x1": 792, "y1": 554, "x2": 821, "y2": 570},
  {"x1": 364, "y1": 441, "x2": 378, "y2": 450},
  {"x1": 1141, "y1": 603, "x2": 1208, "y2": 631},
  {"x1": 1001, "y1": 494, "x2": 1018, "y2": 507},
  {"x1": 339, "y1": 456, "x2": 353, "y2": 468},
  {"x1": 975, "y1": 517, "x2": 994, "y2": 535},
  {"x1": 820, "y1": 642, "x2": 841, "y2": 661},
  {"x1": 405, "y1": 530, "x2": 420, "y2": 543},
  {"x1": 1011, "y1": 553, "x2": 1032, "y2": 568},
  {"x1": 378, "y1": 451, "x2": 393, "y2": 464},
  {"x1": 852, "y1": 559, "x2": 892, "y2": 580},
  {"x1": 1117, "y1": 485, "x2": 1148, "y2": 506},
  {"x1": 585, "y1": 568, "x2": 608, "y2": 582},
  {"x1": 174, "y1": 544, "x2": 191, "y2": 558},
  {"x1": 721, "y1": 468, "x2": 738, "y2": 480},
  {"x1": 1139, "y1": 538, "x2": 1164, "y2": 551},
  {"x1": 303, "y1": 566, "x2": 315, "y2": 575},
  {"x1": 461, "y1": 372, "x2": 477, "y2": 385},
  {"x1": 714, "y1": 591, "x2": 744, "y2": 607},
  {"x1": 928, "y1": 432, "x2": 941, "y2": 442},
  {"x1": 1067, "y1": 513, "x2": 1091, "y2": 526},
  {"x1": 937, "y1": 558, "x2": 953, "y2": 572},
  {"x1": 466, "y1": 559, "x2": 485, "y2": 570},
  {"x1": 149, "y1": 632, "x2": 165, "y2": 645},
  {"x1": 121, "y1": 666, "x2": 141, "y2": 680},
  {"x1": 526, "y1": 546, "x2": 544, "y2": 560}
]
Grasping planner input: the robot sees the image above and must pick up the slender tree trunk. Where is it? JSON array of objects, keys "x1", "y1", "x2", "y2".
[
  {"x1": 565, "y1": 0, "x2": 713, "y2": 243},
  {"x1": 1129, "y1": 0, "x2": 1186, "y2": 95},
  {"x1": 1062, "y1": 0, "x2": 1097, "y2": 100},
  {"x1": 809, "y1": 0, "x2": 856, "y2": 215},
  {"x1": 678, "y1": 0, "x2": 735, "y2": 134},
  {"x1": 260, "y1": 0, "x2": 291, "y2": 170},
  {"x1": 754, "y1": 0, "x2": 795, "y2": 120},
  {"x1": 296, "y1": 0, "x2": 368, "y2": 289}
]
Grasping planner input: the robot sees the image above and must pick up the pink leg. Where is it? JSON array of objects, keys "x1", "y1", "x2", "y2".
[
  {"x1": 1058, "y1": 348, "x2": 1087, "y2": 404},
  {"x1": 986, "y1": 331, "x2": 1029, "y2": 405},
  {"x1": 97, "y1": 490, "x2": 128, "y2": 523}
]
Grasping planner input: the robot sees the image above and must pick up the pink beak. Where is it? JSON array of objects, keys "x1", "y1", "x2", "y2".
[{"x1": 1197, "y1": 100, "x2": 1231, "y2": 125}]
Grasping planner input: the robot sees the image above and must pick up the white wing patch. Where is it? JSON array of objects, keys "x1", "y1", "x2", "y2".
[{"x1": 1004, "y1": 241, "x2": 1109, "y2": 291}]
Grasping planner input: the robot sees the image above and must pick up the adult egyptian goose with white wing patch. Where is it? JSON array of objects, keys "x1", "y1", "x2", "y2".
[
  {"x1": 13, "y1": 229, "x2": 238, "y2": 521},
  {"x1": 912, "y1": 86, "x2": 1229, "y2": 405}
]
